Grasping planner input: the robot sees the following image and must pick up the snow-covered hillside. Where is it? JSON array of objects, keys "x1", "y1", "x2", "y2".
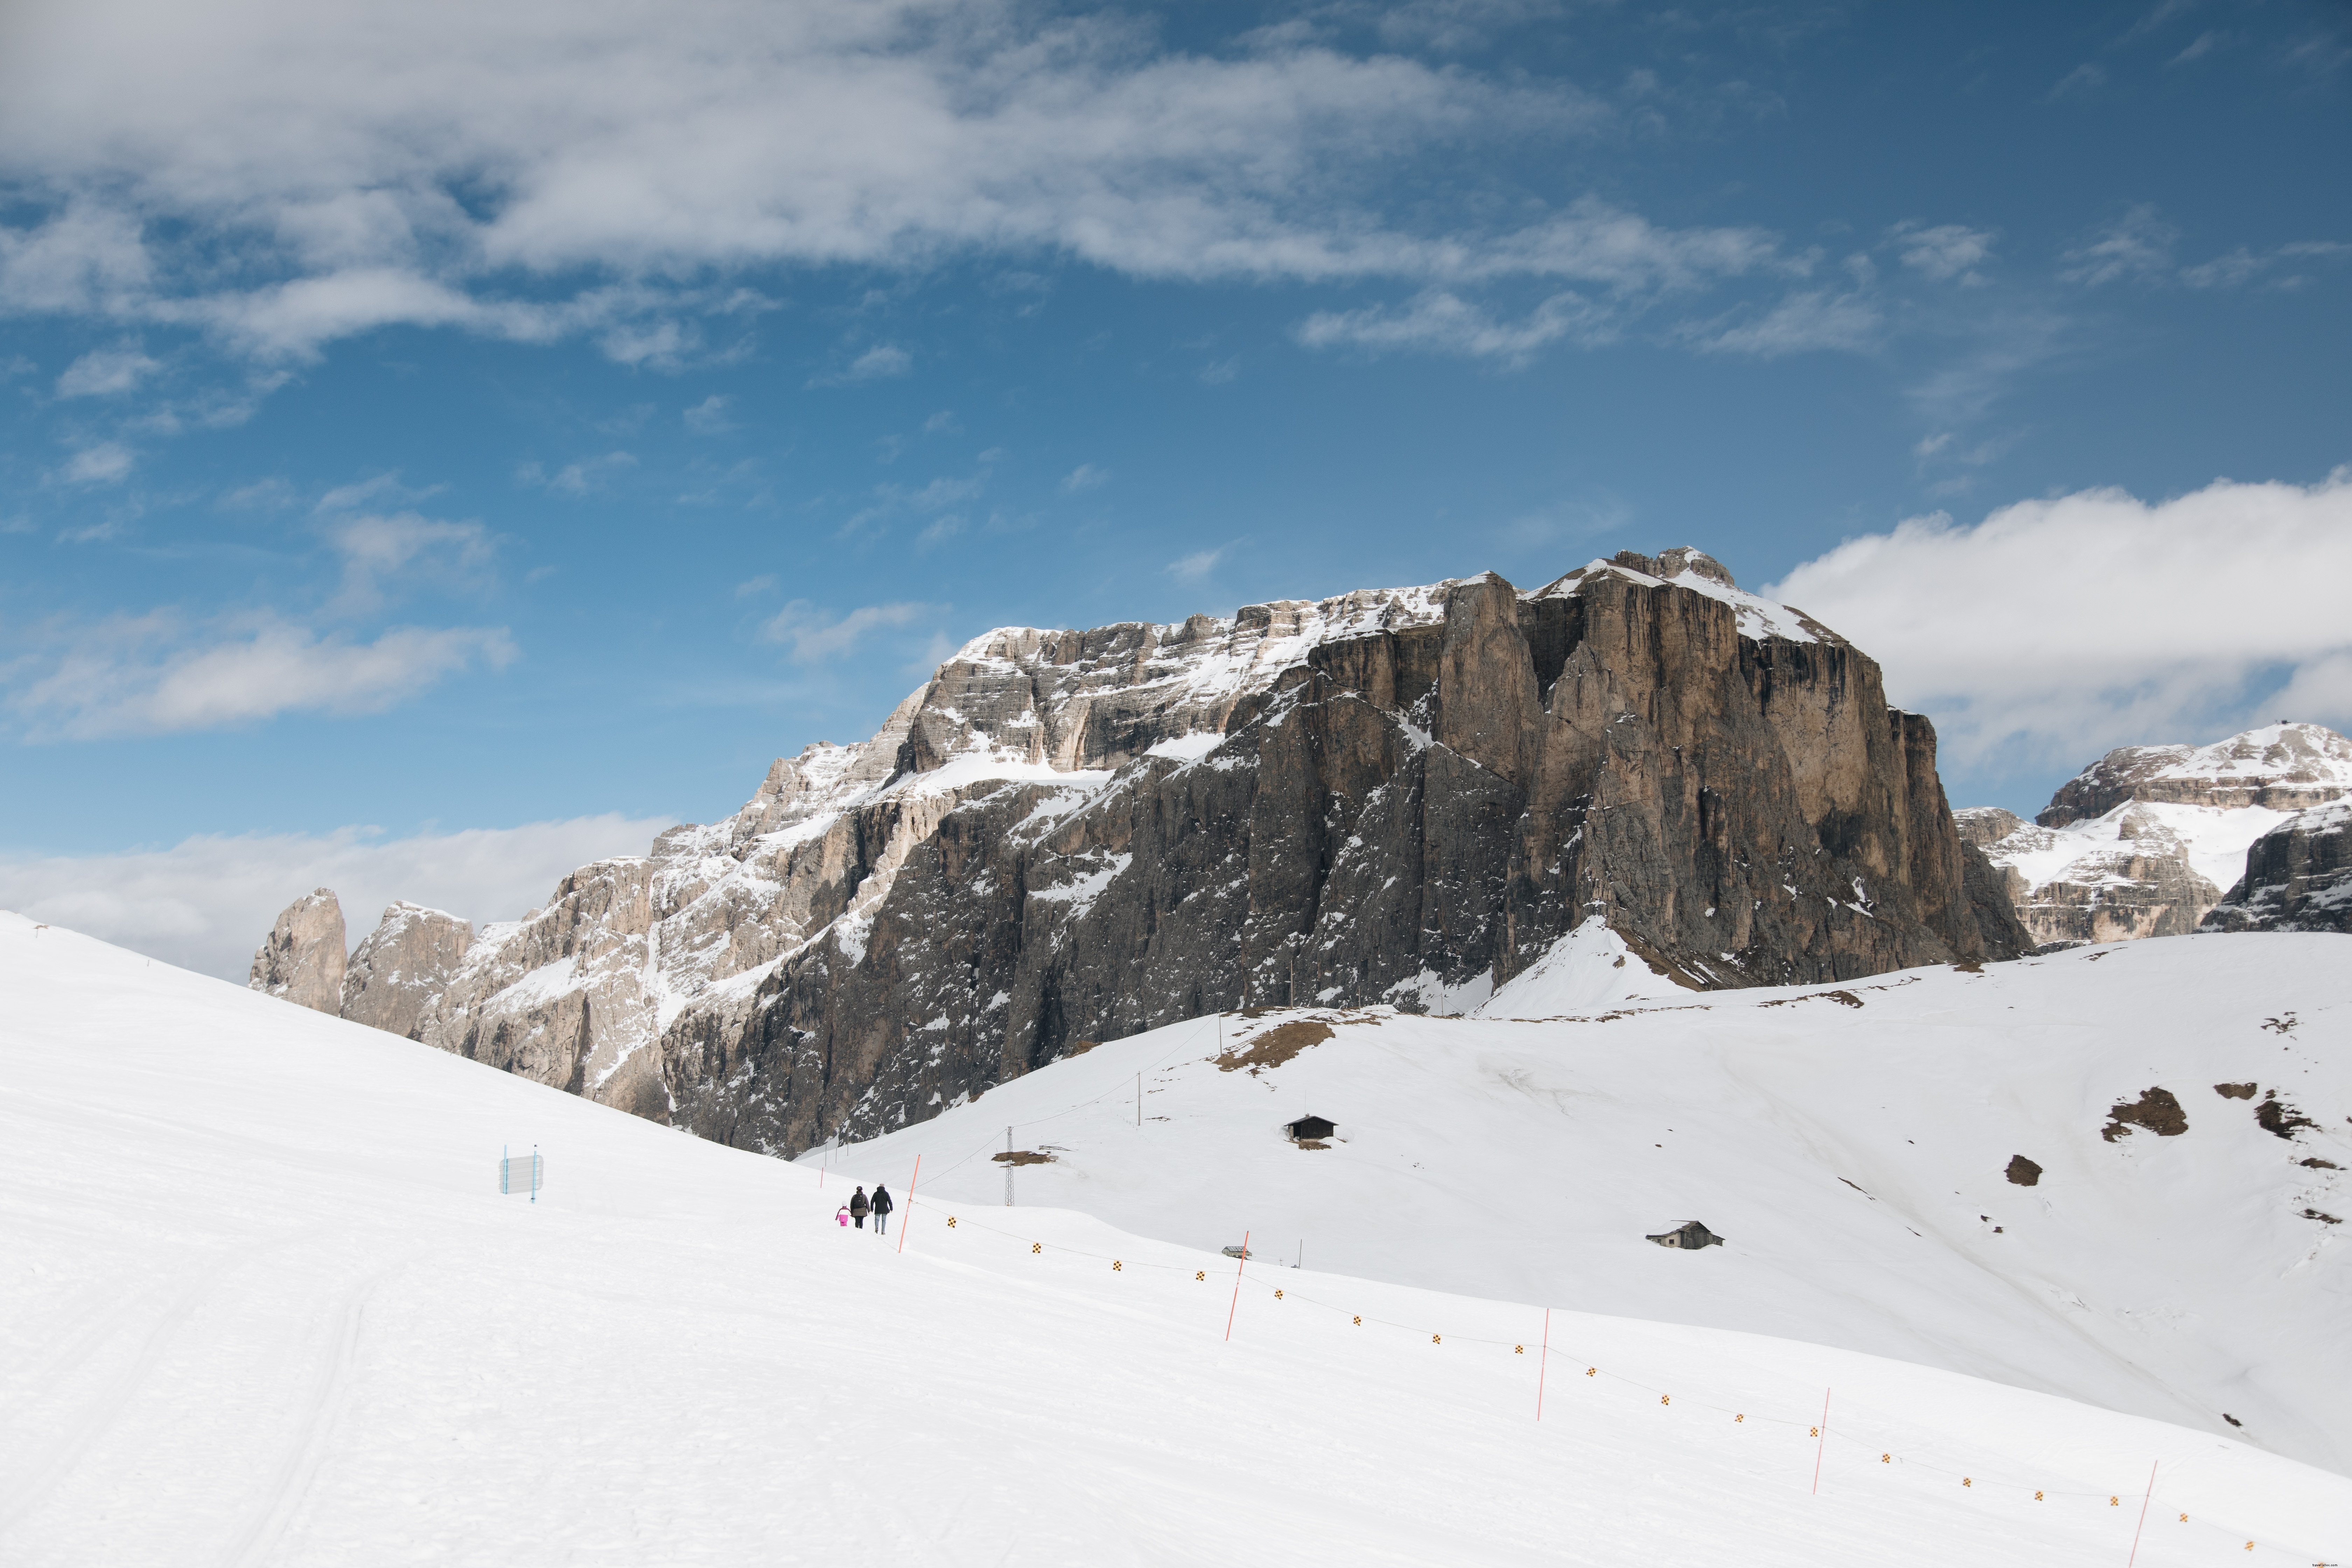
[
  {"x1": 818, "y1": 930, "x2": 2352, "y2": 1474},
  {"x1": 4, "y1": 912, "x2": 2345, "y2": 1564}
]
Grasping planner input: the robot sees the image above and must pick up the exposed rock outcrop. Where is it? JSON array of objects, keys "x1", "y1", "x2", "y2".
[
  {"x1": 247, "y1": 889, "x2": 345, "y2": 1014},
  {"x1": 341, "y1": 903, "x2": 474, "y2": 1040},
  {"x1": 1964, "y1": 723, "x2": 2352, "y2": 947},
  {"x1": 2201, "y1": 800, "x2": 2352, "y2": 934},
  {"x1": 278, "y1": 550, "x2": 2029, "y2": 1158}
]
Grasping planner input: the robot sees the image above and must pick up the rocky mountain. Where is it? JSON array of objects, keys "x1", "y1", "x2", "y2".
[
  {"x1": 340, "y1": 902, "x2": 474, "y2": 1039},
  {"x1": 246, "y1": 888, "x2": 345, "y2": 1014},
  {"x1": 253, "y1": 550, "x2": 2028, "y2": 1155},
  {"x1": 1959, "y1": 723, "x2": 2352, "y2": 948},
  {"x1": 2202, "y1": 799, "x2": 2352, "y2": 933}
]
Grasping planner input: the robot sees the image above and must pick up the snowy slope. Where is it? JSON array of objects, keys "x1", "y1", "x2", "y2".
[
  {"x1": 4, "y1": 913, "x2": 2346, "y2": 1565},
  {"x1": 819, "y1": 935, "x2": 2352, "y2": 1474}
]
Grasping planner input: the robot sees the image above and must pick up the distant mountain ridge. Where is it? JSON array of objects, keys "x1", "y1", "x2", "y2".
[
  {"x1": 254, "y1": 549, "x2": 2029, "y2": 1154},
  {"x1": 1958, "y1": 722, "x2": 2352, "y2": 948}
]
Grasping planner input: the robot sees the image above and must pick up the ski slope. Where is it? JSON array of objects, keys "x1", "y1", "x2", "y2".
[
  {"x1": 822, "y1": 933, "x2": 2352, "y2": 1474},
  {"x1": 1, "y1": 911, "x2": 2345, "y2": 1566}
]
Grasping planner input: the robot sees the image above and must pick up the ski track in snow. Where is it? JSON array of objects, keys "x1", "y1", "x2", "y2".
[{"x1": 1, "y1": 911, "x2": 2346, "y2": 1566}]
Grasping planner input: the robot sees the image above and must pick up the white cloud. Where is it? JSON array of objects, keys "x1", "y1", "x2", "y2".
[
  {"x1": 1297, "y1": 289, "x2": 1607, "y2": 361},
  {"x1": 316, "y1": 471, "x2": 442, "y2": 513},
  {"x1": 1061, "y1": 463, "x2": 1110, "y2": 493},
  {"x1": 56, "y1": 340, "x2": 161, "y2": 397},
  {"x1": 60, "y1": 441, "x2": 136, "y2": 485},
  {"x1": 0, "y1": 5, "x2": 1784, "y2": 364},
  {"x1": 1167, "y1": 546, "x2": 1227, "y2": 583},
  {"x1": 2060, "y1": 205, "x2": 2177, "y2": 286},
  {"x1": 328, "y1": 512, "x2": 495, "y2": 610},
  {"x1": 815, "y1": 344, "x2": 912, "y2": 386},
  {"x1": 758, "y1": 600, "x2": 939, "y2": 662},
  {"x1": 1690, "y1": 290, "x2": 1880, "y2": 357},
  {"x1": 915, "y1": 515, "x2": 965, "y2": 549},
  {"x1": 683, "y1": 394, "x2": 736, "y2": 433},
  {"x1": 922, "y1": 409, "x2": 959, "y2": 434},
  {"x1": 2046, "y1": 62, "x2": 2108, "y2": 100},
  {"x1": 1764, "y1": 472, "x2": 2352, "y2": 771},
  {"x1": 2181, "y1": 240, "x2": 2352, "y2": 290},
  {"x1": 1890, "y1": 223, "x2": 1994, "y2": 284},
  {"x1": 0, "y1": 813, "x2": 675, "y2": 982},
  {"x1": 9, "y1": 613, "x2": 517, "y2": 738},
  {"x1": 516, "y1": 451, "x2": 636, "y2": 495}
]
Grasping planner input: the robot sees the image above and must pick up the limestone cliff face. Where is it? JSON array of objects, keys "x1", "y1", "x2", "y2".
[
  {"x1": 278, "y1": 550, "x2": 2026, "y2": 1157},
  {"x1": 2201, "y1": 801, "x2": 2352, "y2": 934},
  {"x1": 1966, "y1": 723, "x2": 2352, "y2": 948},
  {"x1": 658, "y1": 551, "x2": 2026, "y2": 1155},
  {"x1": 247, "y1": 889, "x2": 345, "y2": 1014},
  {"x1": 341, "y1": 903, "x2": 473, "y2": 1040}
]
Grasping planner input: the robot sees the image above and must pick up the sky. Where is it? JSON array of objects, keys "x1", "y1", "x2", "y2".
[{"x1": 2, "y1": 0, "x2": 2348, "y2": 976}]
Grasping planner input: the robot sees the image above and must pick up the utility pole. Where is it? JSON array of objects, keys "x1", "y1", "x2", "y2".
[
  {"x1": 1004, "y1": 1125, "x2": 1014, "y2": 1206},
  {"x1": 1136, "y1": 1072, "x2": 1141, "y2": 1128}
]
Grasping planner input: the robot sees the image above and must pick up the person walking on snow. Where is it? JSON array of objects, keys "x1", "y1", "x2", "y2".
[
  {"x1": 849, "y1": 1186, "x2": 869, "y2": 1230},
  {"x1": 870, "y1": 1183, "x2": 894, "y2": 1236},
  {"x1": 835, "y1": 1205, "x2": 849, "y2": 1228}
]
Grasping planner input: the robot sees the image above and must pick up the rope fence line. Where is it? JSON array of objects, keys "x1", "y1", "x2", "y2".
[{"x1": 887, "y1": 1194, "x2": 2331, "y2": 1564}]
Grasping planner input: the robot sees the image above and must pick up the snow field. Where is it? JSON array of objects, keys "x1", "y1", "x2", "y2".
[
  {"x1": 1, "y1": 911, "x2": 2345, "y2": 1565},
  {"x1": 828, "y1": 934, "x2": 2352, "y2": 1475}
]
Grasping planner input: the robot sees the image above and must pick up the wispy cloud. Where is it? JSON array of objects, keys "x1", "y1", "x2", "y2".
[
  {"x1": 683, "y1": 394, "x2": 736, "y2": 434},
  {"x1": 516, "y1": 452, "x2": 637, "y2": 495},
  {"x1": 2182, "y1": 240, "x2": 2352, "y2": 290},
  {"x1": 7, "y1": 612, "x2": 517, "y2": 738},
  {"x1": 2060, "y1": 205, "x2": 2177, "y2": 286},
  {"x1": 327, "y1": 513, "x2": 495, "y2": 612},
  {"x1": 59, "y1": 441, "x2": 134, "y2": 485},
  {"x1": 758, "y1": 600, "x2": 941, "y2": 662},
  {"x1": 1297, "y1": 289, "x2": 1608, "y2": 362},
  {"x1": 316, "y1": 471, "x2": 443, "y2": 514},
  {"x1": 2045, "y1": 62, "x2": 2108, "y2": 100},
  {"x1": 811, "y1": 344, "x2": 911, "y2": 387},
  {"x1": 1061, "y1": 463, "x2": 1110, "y2": 493},
  {"x1": 1166, "y1": 546, "x2": 1228, "y2": 584},
  {"x1": 1890, "y1": 223, "x2": 1995, "y2": 285},
  {"x1": 55, "y1": 340, "x2": 160, "y2": 397},
  {"x1": 1688, "y1": 291, "x2": 1880, "y2": 357}
]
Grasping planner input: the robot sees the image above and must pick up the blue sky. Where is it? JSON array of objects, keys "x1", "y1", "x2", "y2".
[{"x1": 3, "y1": 0, "x2": 2349, "y2": 973}]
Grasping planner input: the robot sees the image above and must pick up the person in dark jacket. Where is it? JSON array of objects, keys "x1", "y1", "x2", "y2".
[
  {"x1": 849, "y1": 1186, "x2": 869, "y2": 1229},
  {"x1": 869, "y1": 1183, "x2": 894, "y2": 1236}
]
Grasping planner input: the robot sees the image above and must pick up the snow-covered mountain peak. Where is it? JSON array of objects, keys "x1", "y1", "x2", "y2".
[
  {"x1": 1966, "y1": 722, "x2": 2352, "y2": 947},
  {"x1": 2040, "y1": 720, "x2": 2352, "y2": 826},
  {"x1": 1534, "y1": 547, "x2": 1839, "y2": 646}
]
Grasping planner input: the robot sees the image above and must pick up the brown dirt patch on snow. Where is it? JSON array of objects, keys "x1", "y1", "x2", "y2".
[
  {"x1": 1217, "y1": 1019, "x2": 1334, "y2": 1072},
  {"x1": 2214, "y1": 1082, "x2": 2256, "y2": 1099},
  {"x1": 991, "y1": 1150, "x2": 1054, "y2": 1166},
  {"x1": 2102, "y1": 1086, "x2": 2187, "y2": 1143},
  {"x1": 2257, "y1": 1092, "x2": 2317, "y2": 1140}
]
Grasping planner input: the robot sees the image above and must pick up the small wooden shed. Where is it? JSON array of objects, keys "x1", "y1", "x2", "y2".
[{"x1": 1284, "y1": 1114, "x2": 1337, "y2": 1143}]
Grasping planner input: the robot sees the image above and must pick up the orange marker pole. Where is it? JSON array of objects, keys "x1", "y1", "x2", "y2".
[
  {"x1": 1536, "y1": 1308, "x2": 1550, "y2": 1421},
  {"x1": 2126, "y1": 1461, "x2": 2157, "y2": 1566},
  {"x1": 1812, "y1": 1389, "x2": 1831, "y2": 1494},
  {"x1": 1224, "y1": 1231, "x2": 1251, "y2": 1341},
  {"x1": 896, "y1": 1155, "x2": 921, "y2": 1255}
]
